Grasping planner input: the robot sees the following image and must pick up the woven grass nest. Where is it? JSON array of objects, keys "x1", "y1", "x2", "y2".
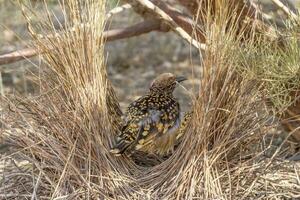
[{"x1": 1, "y1": 1, "x2": 300, "y2": 199}]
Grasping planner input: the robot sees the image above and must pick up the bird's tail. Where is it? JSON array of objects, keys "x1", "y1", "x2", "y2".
[{"x1": 110, "y1": 136, "x2": 131, "y2": 156}]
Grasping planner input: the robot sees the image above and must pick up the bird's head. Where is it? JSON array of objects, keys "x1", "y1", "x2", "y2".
[{"x1": 149, "y1": 73, "x2": 187, "y2": 95}]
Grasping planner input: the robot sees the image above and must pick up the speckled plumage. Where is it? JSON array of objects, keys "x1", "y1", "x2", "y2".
[
  {"x1": 176, "y1": 111, "x2": 193, "y2": 140},
  {"x1": 110, "y1": 73, "x2": 187, "y2": 156}
]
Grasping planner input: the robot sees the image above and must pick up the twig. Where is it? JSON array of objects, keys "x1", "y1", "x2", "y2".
[
  {"x1": 271, "y1": 0, "x2": 298, "y2": 20},
  {"x1": 0, "y1": 48, "x2": 38, "y2": 66},
  {"x1": 0, "y1": 20, "x2": 163, "y2": 66},
  {"x1": 106, "y1": 4, "x2": 132, "y2": 19},
  {"x1": 104, "y1": 19, "x2": 164, "y2": 41},
  {"x1": 135, "y1": 0, "x2": 206, "y2": 50}
]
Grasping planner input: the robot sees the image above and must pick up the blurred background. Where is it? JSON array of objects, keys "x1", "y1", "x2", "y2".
[{"x1": 0, "y1": 0, "x2": 299, "y2": 112}]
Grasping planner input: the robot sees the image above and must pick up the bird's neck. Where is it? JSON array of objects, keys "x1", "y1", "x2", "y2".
[{"x1": 149, "y1": 89, "x2": 174, "y2": 97}]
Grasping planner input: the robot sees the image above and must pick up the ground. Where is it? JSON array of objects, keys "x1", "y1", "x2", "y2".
[{"x1": 0, "y1": 0, "x2": 299, "y2": 154}]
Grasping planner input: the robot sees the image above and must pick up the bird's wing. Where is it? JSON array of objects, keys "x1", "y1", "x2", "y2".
[
  {"x1": 135, "y1": 101, "x2": 181, "y2": 150},
  {"x1": 125, "y1": 109, "x2": 165, "y2": 152},
  {"x1": 133, "y1": 102, "x2": 181, "y2": 154},
  {"x1": 113, "y1": 95, "x2": 180, "y2": 154},
  {"x1": 176, "y1": 111, "x2": 193, "y2": 140}
]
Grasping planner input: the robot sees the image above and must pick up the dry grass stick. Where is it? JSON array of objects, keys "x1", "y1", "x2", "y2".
[{"x1": 271, "y1": 0, "x2": 298, "y2": 20}]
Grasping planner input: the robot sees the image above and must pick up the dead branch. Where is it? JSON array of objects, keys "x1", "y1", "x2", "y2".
[
  {"x1": 135, "y1": 0, "x2": 205, "y2": 49},
  {"x1": 0, "y1": 20, "x2": 164, "y2": 66},
  {"x1": 0, "y1": 48, "x2": 38, "y2": 66},
  {"x1": 104, "y1": 19, "x2": 165, "y2": 41},
  {"x1": 271, "y1": 0, "x2": 298, "y2": 20},
  {"x1": 155, "y1": 1, "x2": 205, "y2": 42},
  {"x1": 106, "y1": 4, "x2": 132, "y2": 20},
  {"x1": 124, "y1": 0, "x2": 206, "y2": 46}
]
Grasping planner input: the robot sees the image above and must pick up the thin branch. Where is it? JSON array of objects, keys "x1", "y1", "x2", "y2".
[
  {"x1": 105, "y1": 19, "x2": 164, "y2": 41},
  {"x1": 0, "y1": 20, "x2": 163, "y2": 66},
  {"x1": 153, "y1": 1, "x2": 206, "y2": 44},
  {"x1": 0, "y1": 48, "x2": 38, "y2": 66},
  {"x1": 271, "y1": 0, "x2": 298, "y2": 20},
  {"x1": 106, "y1": 4, "x2": 132, "y2": 20},
  {"x1": 135, "y1": 0, "x2": 206, "y2": 50}
]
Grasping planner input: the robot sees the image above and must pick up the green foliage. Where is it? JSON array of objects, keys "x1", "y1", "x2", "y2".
[{"x1": 237, "y1": 21, "x2": 300, "y2": 111}]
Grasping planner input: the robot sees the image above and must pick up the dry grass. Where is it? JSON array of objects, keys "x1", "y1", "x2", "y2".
[
  {"x1": 236, "y1": 17, "x2": 300, "y2": 141},
  {"x1": 0, "y1": 0, "x2": 300, "y2": 199},
  {"x1": 237, "y1": 21, "x2": 300, "y2": 112}
]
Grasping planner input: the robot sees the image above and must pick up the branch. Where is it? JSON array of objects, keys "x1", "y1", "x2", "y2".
[
  {"x1": 153, "y1": 1, "x2": 206, "y2": 44},
  {"x1": 106, "y1": 4, "x2": 132, "y2": 20},
  {"x1": 0, "y1": 48, "x2": 38, "y2": 66},
  {"x1": 271, "y1": 0, "x2": 298, "y2": 20},
  {"x1": 0, "y1": 20, "x2": 163, "y2": 66},
  {"x1": 104, "y1": 19, "x2": 164, "y2": 41},
  {"x1": 134, "y1": 0, "x2": 206, "y2": 49}
]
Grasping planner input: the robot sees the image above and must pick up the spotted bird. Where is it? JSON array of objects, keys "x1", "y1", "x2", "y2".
[{"x1": 110, "y1": 73, "x2": 187, "y2": 156}]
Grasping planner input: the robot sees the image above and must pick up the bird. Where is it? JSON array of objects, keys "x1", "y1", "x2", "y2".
[
  {"x1": 110, "y1": 73, "x2": 187, "y2": 156},
  {"x1": 176, "y1": 111, "x2": 193, "y2": 141}
]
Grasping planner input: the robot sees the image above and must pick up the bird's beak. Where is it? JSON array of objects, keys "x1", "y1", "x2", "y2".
[{"x1": 176, "y1": 76, "x2": 187, "y2": 83}]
